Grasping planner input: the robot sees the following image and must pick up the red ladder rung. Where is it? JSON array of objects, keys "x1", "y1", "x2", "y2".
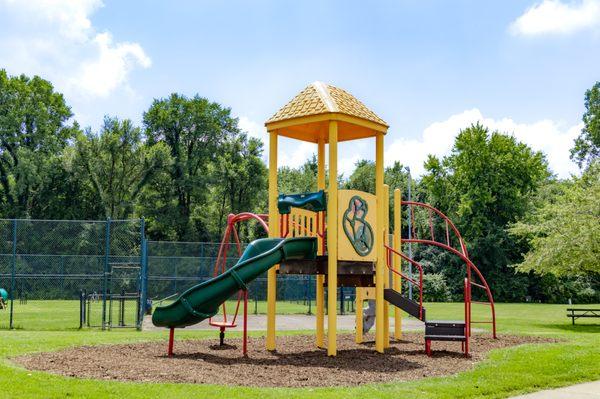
[{"x1": 471, "y1": 300, "x2": 491, "y2": 305}]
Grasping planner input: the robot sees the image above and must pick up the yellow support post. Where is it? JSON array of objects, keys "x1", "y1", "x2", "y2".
[
  {"x1": 316, "y1": 137, "x2": 325, "y2": 348},
  {"x1": 355, "y1": 287, "x2": 363, "y2": 343},
  {"x1": 266, "y1": 130, "x2": 279, "y2": 351},
  {"x1": 383, "y1": 184, "x2": 390, "y2": 348},
  {"x1": 375, "y1": 132, "x2": 385, "y2": 353},
  {"x1": 393, "y1": 188, "x2": 402, "y2": 339},
  {"x1": 327, "y1": 121, "x2": 338, "y2": 356}
]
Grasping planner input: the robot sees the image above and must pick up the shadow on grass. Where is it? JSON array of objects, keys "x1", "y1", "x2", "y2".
[{"x1": 534, "y1": 322, "x2": 600, "y2": 334}]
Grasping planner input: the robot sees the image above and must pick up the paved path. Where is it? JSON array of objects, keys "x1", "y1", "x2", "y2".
[
  {"x1": 510, "y1": 381, "x2": 600, "y2": 398},
  {"x1": 143, "y1": 314, "x2": 425, "y2": 331}
]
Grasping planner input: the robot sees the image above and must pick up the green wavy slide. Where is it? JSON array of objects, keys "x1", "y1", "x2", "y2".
[{"x1": 152, "y1": 237, "x2": 317, "y2": 328}]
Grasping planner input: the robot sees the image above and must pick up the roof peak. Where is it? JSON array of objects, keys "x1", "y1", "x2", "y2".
[{"x1": 266, "y1": 82, "x2": 387, "y2": 127}]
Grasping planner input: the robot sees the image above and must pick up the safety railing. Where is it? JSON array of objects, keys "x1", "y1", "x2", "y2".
[
  {"x1": 402, "y1": 201, "x2": 497, "y2": 338},
  {"x1": 384, "y1": 242, "x2": 424, "y2": 320},
  {"x1": 280, "y1": 208, "x2": 326, "y2": 250}
]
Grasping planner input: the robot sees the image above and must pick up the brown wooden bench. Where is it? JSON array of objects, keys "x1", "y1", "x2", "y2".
[{"x1": 567, "y1": 308, "x2": 600, "y2": 325}]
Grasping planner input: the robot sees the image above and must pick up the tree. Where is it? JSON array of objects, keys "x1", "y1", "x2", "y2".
[
  {"x1": 421, "y1": 123, "x2": 550, "y2": 300},
  {"x1": 143, "y1": 94, "x2": 238, "y2": 240},
  {"x1": 75, "y1": 117, "x2": 170, "y2": 219},
  {"x1": 0, "y1": 70, "x2": 78, "y2": 217},
  {"x1": 209, "y1": 134, "x2": 267, "y2": 239},
  {"x1": 278, "y1": 155, "x2": 319, "y2": 194},
  {"x1": 510, "y1": 162, "x2": 600, "y2": 276},
  {"x1": 30, "y1": 146, "x2": 105, "y2": 220},
  {"x1": 571, "y1": 82, "x2": 600, "y2": 168}
]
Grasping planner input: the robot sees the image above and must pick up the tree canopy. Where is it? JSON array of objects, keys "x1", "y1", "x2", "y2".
[
  {"x1": 571, "y1": 82, "x2": 600, "y2": 168},
  {"x1": 421, "y1": 123, "x2": 550, "y2": 300},
  {"x1": 0, "y1": 70, "x2": 78, "y2": 217},
  {"x1": 511, "y1": 162, "x2": 600, "y2": 276}
]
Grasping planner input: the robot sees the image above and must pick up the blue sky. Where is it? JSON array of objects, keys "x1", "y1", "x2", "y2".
[{"x1": 1, "y1": 0, "x2": 599, "y2": 178}]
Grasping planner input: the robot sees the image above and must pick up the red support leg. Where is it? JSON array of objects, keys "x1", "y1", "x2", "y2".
[
  {"x1": 243, "y1": 290, "x2": 248, "y2": 356},
  {"x1": 425, "y1": 339, "x2": 432, "y2": 356},
  {"x1": 168, "y1": 327, "x2": 174, "y2": 357}
]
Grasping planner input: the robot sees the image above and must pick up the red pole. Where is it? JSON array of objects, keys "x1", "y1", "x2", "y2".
[
  {"x1": 464, "y1": 279, "x2": 470, "y2": 357},
  {"x1": 168, "y1": 327, "x2": 174, "y2": 357},
  {"x1": 243, "y1": 290, "x2": 248, "y2": 356}
]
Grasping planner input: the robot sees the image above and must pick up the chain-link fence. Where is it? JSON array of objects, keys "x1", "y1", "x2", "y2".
[{"x1": 0, "y1": 218, "x2": 143, "y2": 330}]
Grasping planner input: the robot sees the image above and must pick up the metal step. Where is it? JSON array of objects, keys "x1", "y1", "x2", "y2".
[
  {"x1": 424, "y1": 334, "x2": 466, "y2": 342},
  {"x1": 425, "y1": 320, "x2": 466, "y2": 340},
  {"x1": 384, "y1": 288, "x2": 425, "y2": 320}
]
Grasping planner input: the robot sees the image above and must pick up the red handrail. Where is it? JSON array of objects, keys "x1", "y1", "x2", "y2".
[
  {"x1": 384, "y1": 243, "x2": 424, "y2": 320},
  {"x1": 464, "y1": 278, "x2": 470, "y2": 356},
  {"x1": 401, "y1": 201, "x2": 497, "y2": 339}
]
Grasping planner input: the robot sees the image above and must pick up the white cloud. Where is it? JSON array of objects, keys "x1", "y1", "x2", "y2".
[
  {"x1": 510, "y1": 0, "x2": 600, "y2": 36},
  {"x1": 238, "y1": 116, "x2": 268, "y2": 143},
  {"x1": 0, "y1": 0, "x2": 151, "y2": 100},
  {"x1": 385, "y1": 109, "x2": 581, "y2": 179}
]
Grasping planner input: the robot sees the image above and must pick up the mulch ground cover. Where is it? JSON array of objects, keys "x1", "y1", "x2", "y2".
[{"x1": 14, "y1": 333, "x2": 554, "y2": 387}]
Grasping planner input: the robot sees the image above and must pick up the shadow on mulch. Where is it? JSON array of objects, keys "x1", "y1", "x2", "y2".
[{"x1": 14, "y1": 333, "x2": 555, "y2": 388}]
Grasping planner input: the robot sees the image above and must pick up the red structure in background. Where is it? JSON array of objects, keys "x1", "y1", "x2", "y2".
[
  {"x1": 208, "y1": 212, "x2": 269, "y2": 356},
  {"x1": 166, "y1": 212, "x2": 267, "y2": 357}
]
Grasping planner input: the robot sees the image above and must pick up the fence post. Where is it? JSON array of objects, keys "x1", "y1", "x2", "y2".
[
  {"x1": 9, "y1": 219, "x2": 17, "y2": 329},
  {"x1": 138, "y1": 218, "x2": 148, "y2": 331},
  {"x1": 102, "y1": 218, "x2": 111, "y2": 330}
]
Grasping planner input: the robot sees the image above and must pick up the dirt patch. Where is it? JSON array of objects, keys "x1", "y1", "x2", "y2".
[{"x1": 14, "y1": 333, "x2": 554, "y2": 387}]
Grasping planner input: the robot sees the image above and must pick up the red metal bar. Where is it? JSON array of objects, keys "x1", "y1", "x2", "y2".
[
  {"x1": 384, "y1": 243, "x2": 424, "y2": 319},
  {"x1": 209, "y1": 212, "x2": 270, "y2": 351},
  {"x1": 401, "y1": 237, "x2": 496, "y2": 332},
  {"x1": 445, "y1": 220, "x2": 450, "y2": 246},
  {"x1": 243, "y1": 290, "x2": 248, "y2": 356},
  {"x1": 464, "y1": 278, "x2": 470, "y2": 357},
  {"x1": 400, "y1": 202, "x2": 496, "y2": 339},
  {"x1": 402, "y1": 201, "x2": 469, "y2": 257},
  {"x1": 168, "y1": 327, "x2": 174, "y2": 357},
  {"x1": 410, "y1": 204, "x2": 416, "y2": 239},
  {"x1": 428, "y1": 209, "x2": 435, "y2": 241},
  {"x1": 470, "y1": 281, "x2": 486, "y2": 289}
]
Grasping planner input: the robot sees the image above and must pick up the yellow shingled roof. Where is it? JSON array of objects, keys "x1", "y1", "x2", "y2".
[{"x1": 266, "y1": 82, "x2": 388, "y2": 127}]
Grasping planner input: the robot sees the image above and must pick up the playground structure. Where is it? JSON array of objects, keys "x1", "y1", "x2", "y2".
[
  {"x1": 0, "y1": 288, "x2": 7, "y2": 309},
  {"x1": 152, "y1": 82, "x2": 497, "y2": 357}
]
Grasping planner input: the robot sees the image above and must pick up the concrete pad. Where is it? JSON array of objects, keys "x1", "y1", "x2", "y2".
[{"x1": 510, "y1": 381, "x2": 600, "y2": 399}]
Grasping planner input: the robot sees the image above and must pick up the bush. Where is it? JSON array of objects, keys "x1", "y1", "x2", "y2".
[{"x1": 423, "y1": 273, "x2": 452, "y2": 302}]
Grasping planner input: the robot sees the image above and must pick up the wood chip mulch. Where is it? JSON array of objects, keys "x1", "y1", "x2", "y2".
[{"x1": 14, "y1": 333, "x2": 554, "y2": 387}]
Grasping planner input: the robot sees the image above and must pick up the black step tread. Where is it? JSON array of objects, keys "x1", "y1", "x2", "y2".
[
  {"x1": 425, "y1": 334, "x2": 467, "y2": 342},
  {"x1": 425, "y1": 320, "x2": 466, "y2": 327},
  {"x1": 384, "y1": 288, "x2": 426, "y2": 321},
  {"x1": 426, "y1": 320, "x2": 465, "y2": 325}
]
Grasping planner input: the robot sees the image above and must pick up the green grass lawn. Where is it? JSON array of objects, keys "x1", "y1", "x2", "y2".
[{"x1": 0, "y1": 302, "x2": 598, "y2": 398}]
